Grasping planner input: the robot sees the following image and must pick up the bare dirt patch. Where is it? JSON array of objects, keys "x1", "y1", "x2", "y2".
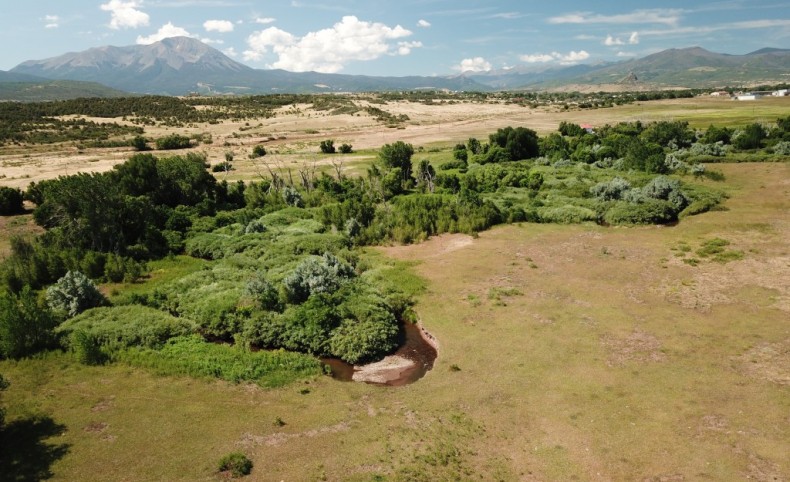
[
  {"x1": 737, "y1": 339, "x2": 790, "y2": 386},
  {"x1": 90, "y1": 396, "x2": 115, "y2": 412},
  {"x1": 83, "y1": 421, "x2": 108, "y2": 433},
  {"x1": 238, "y1": 421, "x2": 352, "y2": 448},
  {"x1": 659, "y1": 256, "x2": 790, "y2": 313},
  {"x1": 601, "y1": 329, "x2": 667, "y2": 367},
  {"x1": 379, "y1": 232, "x2": 474, "y2": 260}
]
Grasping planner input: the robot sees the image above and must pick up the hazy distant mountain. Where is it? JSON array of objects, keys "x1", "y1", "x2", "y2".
[
  {"x1": 11, "y1": 37, "x2": 489, "y2": 95},
  {"x1": 545, "y1": 47, "x2": 790, "y2": 88},
  {"x1": 462, "y1": 63, "x2": 609, "y2": 90},
  {"x1": 10, "y1": 39, "x2": 790, "y2": 96}
]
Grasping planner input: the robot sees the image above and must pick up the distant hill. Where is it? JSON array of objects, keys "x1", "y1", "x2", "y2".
[
  {"x1": 0, "y1": 74, "x2": 129, "y2": 101},
  {"x1": 466, "y1": 47, "x2": 790, "y2": 91},
  {"x1": 0, "y1": 70, "x2": 49, "y2": 83},
  {"x1": 542, "y1": 47, "x2": 790, "y2": 89},
  {"x1": 11, "y1": 37, "x2": 489, "y2": 95}
]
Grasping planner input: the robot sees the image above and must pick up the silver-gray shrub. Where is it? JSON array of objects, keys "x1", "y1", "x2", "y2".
[
  {"x1": 244, "y1": 219, "x2": 267, "y2": 234},
  {"x1": 664, "y1": 153, "x2": 689, "y2": 173},
  {"x1": 46, "y1": 270, "x2": 108, "y2": 318},
  {"x1": 688, "y1": 142, "x2": 729, "y2": 157},
  {"x1": 772, "y1": 141, "x2": 790, "y2": 155},
  {"x1": 282, "y1": 186, "x2": 304, "y2": 207},
  {"x1": 283, "y1": 253, "x2": 356, "y2": 303},
  {"x1": 244, "y1": 272, "x2": 280, "y2": 311},
  {"x1": 590, "y1": 177, "x2": 632, "y2": 201},
  {"x1": 640, "y1": 176, "x2": 690, "y2": 210}
]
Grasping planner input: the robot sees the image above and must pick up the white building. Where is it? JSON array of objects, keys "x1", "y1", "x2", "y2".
[{"x1": 773, "y1": 89, "x2": 788, "y2": 97}]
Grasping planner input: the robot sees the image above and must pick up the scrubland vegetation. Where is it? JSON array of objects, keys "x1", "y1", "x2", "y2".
[{"x1": 0, "y1": 93, "x2": 788, "y2": 480}]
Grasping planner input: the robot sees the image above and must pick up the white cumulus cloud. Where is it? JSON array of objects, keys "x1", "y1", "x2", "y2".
[
  {"x1": 100, "y1": 0, "x2": 150, "y2": 30},
  {"x1": 454, "y1": 57, "x2": 492, "y2": 72},
  {"x1": 223, "y1": 47, "x2": 238, "y2": 58},
  {"x1": 417, "y1": 19, "x2": 431, "y2": 28},
  {"x1": 244, "y1": 16, "x2": 415, "y2": 73},
  {"x1": 44, "y1": 15, "x2": 59, "y2": 29},
  {"x1": 204, "y1": 19, "x2": 234, "y2": 33},
  {"x1": 255, "y1": 17, "x2": 276, "y2": 24},
  {"x1": 519, "y1": 50, "x2": 590, "y2": 65},
  {"x1": 604, "y1": 32, "x2": 639, "y2": 46},
  {"x1": 136, "y1": 22, "x2": 195, "y2": 44}
]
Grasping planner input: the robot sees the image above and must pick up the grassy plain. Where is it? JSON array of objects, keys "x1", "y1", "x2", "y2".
[{"x1": 1, "y1": 97, "x2": 789, "y2": 480}]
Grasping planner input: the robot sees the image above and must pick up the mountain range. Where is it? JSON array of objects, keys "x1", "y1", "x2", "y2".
[{"x1": 3, "y1": 37, "x2": 790, "y2": 99}]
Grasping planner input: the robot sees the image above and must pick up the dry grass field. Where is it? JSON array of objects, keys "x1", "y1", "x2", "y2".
[
  {"x1": 0, "y1": 96, "x2": 788, "y2": 481},
  {"x1": 2, "y1": 95, "x2": 789, "y2": 189}
]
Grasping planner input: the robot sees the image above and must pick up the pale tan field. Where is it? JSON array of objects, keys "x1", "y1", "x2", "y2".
[{"x1": 2, "y1": 96, "x2": 789, "y2": 189}]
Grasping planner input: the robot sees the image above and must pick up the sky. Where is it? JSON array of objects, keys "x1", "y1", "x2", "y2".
[{"x1": 0, "y1": 0, "x2": 788, "y2": 75}]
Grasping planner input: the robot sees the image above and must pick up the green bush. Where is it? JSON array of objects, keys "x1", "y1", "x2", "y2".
[
  {"x1": 603, "y1": 199, "x2": 676, "y2": 225},
  {"x1": 537, "y1": 205, "x2": 597, "y2": 224},
  {"x1": 70, "y1": 330, "x2": 107, "y2": 365},
  {"x1": 155, "y1": 134, "x2": 191, "y2": 150},
  {"x1": 217, "y1": 452, "x2": 253, "y2": 478},
  {"x1": 116, "y1": 335, "x2": 323, "y2": 387},
  {"x1": 319, "y1": 139, "x2": 336, "y2": 154},
  {"x1": 251, "y1": 145, "x2": 267, "y2": 158},
  {"x1": 0, "y1": 287, "x2": 58, "y2": 359},
  {"x1": 339, "y1": 143, "x2": 353, "y2": 154},
  {"x1": 56, "y1": 305, "x2": 196, "y2": 353},
  {"x1": 0, "y1": 186, "x2": 24, "y2": 215},
  {"x1": 330, "y1": 288, "x2": 400, "y2": 363}
]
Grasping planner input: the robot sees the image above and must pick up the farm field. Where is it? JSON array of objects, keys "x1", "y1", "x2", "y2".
[{"x1": 0, "y1": 96, "x2": 788, "y2": 481}]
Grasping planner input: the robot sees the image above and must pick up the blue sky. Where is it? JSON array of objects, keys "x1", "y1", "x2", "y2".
[{"x1": 1, "y1": 1, "x2": 788, "y2": 74}]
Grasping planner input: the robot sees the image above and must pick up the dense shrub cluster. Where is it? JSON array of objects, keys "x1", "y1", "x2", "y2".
[{"x1": 0, "y1": 187, "x2": 24, "y2": 215}]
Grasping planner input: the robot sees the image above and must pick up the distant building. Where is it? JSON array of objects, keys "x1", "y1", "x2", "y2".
[
  {"x1": 580, "y1": 123, "x2": 595, "y2": 134},
  {"x1": 735, "y1": 94, "x2": 759, "y2": 101},
  {"x1": 773, "y1": 89, "x2": 788, "y2": 97},
  {"x1": 710, "y1": 91, "x2": 729, "y2": 97}
]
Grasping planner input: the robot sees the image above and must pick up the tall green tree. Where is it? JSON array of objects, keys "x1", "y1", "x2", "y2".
[
  {"x1": 378, "y1": 141, "x2": 415, "y2": 184},
  {"x1": 489, "y1": 126, "x2": 539, "y2": 161}
]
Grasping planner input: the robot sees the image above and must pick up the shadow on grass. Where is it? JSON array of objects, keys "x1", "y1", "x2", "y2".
[{"x1": 0, "y1": 415, "x2": 69, "y2": 481}]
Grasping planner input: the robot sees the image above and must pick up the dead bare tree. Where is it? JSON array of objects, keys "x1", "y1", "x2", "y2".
[
  {"x1": 330, "y1": 159, "x2": 345, "y2": 181},
  {"x1": 298, "y1": 161, "x2": 318, "y2": 192}
]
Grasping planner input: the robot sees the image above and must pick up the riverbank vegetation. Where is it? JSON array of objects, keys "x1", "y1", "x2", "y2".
[{"x1": 4, "y1": 113, "x2": 790, "y2": 385}]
